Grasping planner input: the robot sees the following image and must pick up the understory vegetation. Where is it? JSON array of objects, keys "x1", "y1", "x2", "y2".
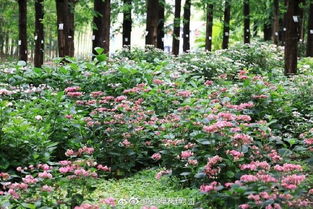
[{"x1": 1, "y1": 43, "x2": 313, "y2": 208}]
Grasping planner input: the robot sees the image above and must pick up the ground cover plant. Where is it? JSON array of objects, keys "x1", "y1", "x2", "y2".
[{"x1": 1, "y1": 43, "x2": 313, "y2": 208}]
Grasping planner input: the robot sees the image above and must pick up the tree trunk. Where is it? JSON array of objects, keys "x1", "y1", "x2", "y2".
[
  {"x1": 273, "y1": 0, "x2": 280, "y2": 45},
  {"x1": 18, "y1": 0, "x2": 27, "y2": 62},
  {"x1": 182, "y1": 0, "x2": 191, "y2": 52},
  {"x1": 122, "y1": 0, "x2": 132, "y2": 47},
  {"x1": 284, "y1": 0, "x2": 300, "y2": 75},
  {"x1": 264, "y1": 22, "x2": 272, "y2": 41},
  {"x1": 34, "y1": 0, "x2": 44, "y2": 67},
  {"x1": 157, "y1": 0, "x2": 165, "y2": 50},
  {"x1": 93, "y1": 0, "x2": 111, "y2": 54},
  {"x1": 145, "y1": 0, "x2": 159, "y2": 47},
  {"x1": 205, "y1": 3, "x2": 213, "y2": 51},
  {"x1": 222, "y1": 0, "x2": 231, "y2": 49},
  {"x1": 243, "y1": 0, "x2": 250, "y2": 44},
  {"x1": 307, "y1": 2, "x2": 313, "y2": 57},
  {"x1": 56, "y1": 0, "x2": 70, "y2": 57},
  {"x1": 172, "y1": 0, "x2": 181, "y2": 55},
  {"x1": 68, "y1": 0, "x2": 76, "y2": 57}
]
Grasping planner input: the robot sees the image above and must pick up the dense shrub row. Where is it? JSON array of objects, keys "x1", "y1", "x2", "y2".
[{"x1": 1, "y1": 43, "x2": 313, "y2": 208}]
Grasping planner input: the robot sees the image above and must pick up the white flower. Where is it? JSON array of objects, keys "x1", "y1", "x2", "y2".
[{"x1": 35, "y1": 115, "x2": 43, "y2": 120}]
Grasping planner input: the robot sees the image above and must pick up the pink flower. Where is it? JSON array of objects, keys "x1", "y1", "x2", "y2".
[
  {"x1": 233, "y1": 134, "x2": 253, "y2": 145},
  {"x1": 151, "y1": 153, "x2": 162, "y2": 161},
  {"x1": 74, "y1": 168, "x2": 89, "y2": 177},
  {"x1": 59, "y1": 160, "x2": 72, "y2": 166},
  {"x1": 155, "y1": 170, "x2": 171, "y2": 180},
  {"x1": 200, "y1": 181, "x2": 218, "y2": 193},
  {"x1": 181, "y1": 150, "x2": 193, "y2": 159},
  {"x1": 101, "y1": 197, "x2": 116, "y2": 206},
  {"x1": 142, "y1": 206, "x2": 158, "y2": 209},
  {"x1": 90, "y1": 91, "x2": 103, "y2": 97},
  {"x1": 227, "y1": 150, "x2": 244, "y2": 160},
  {"x1": 204, "y1": 80, "x2": 213, "y2": 86},
  {"x1": 42, "y1": 185, "x2": 53, "y2": 192},
  {"x1": 304, "y1": 138, "x2": 313, "y2": 145},
  {"x1": 38, "y1": 171, "x2": 53, "y2": 179},
  {"x1": 65, "y1": 86, "x2": 80, "y2": 92},
  {"x1": 97, "y1": 164, "x2": 111, "y2": 172},
  {"x1": 281, "y1": 175, "x2": 306, "y2": 189},
  {"x1": 153, "y1": 79, "x2": 164, "y2": 85},
  {"x1": 22, "y1": 175, "x2": 38, "y2": 184},
  {"x1": 74, "y1": 204, "x2": 99, "y2": 209},
  {"x1": 274, "y1": 163, "x2": 302, "y2": 172},
  {"x1": 240, "y1": 175, "x2": 258, "y2": 182},
  {"x1": 115, "y1": 96, "x2": 127, "y2": 102},
  {"x1": 239, "y1": 204, "x2": 250, "y2": 209},
  {"x1": 177, "y1": 90, "x2": 192, "y2": 97},
  {"x1": 59, "y1": 166, "x2": 72, "y2": 174},
  {"x1": 65, "y1": 149, "x2": 76, "y2": 156},
  {"x1": 67, "y1": 92, "x2": 83, "y2": 97}
]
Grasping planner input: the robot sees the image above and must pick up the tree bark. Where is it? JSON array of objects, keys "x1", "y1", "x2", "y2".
[
  {"x1": 157, "y1": 0, "x2": 165, "y2": 50},
  {"x1": 56, "y1": 0, "x2": 70, "y2": 57},
  {"x1": 34, "y1": 0, "x2": 44, "y2": 67},
  {"x1": 145, "y1": 0, "x2": 159, "y2": 47},
  {"x1": 93, "y1": 0, "x2": 111, "y2": 54},
  {"x1": 18, "y1": 0, "x2": 27, "y2": 62},
  {"x1": 205, "y1": 3, "x2": 213, "y2": 51},
  {"x1": 172, "y1": 0, "x2": 181, "y2": 55},
  {"x1": 284, "y1": 0, "x2": 300, "y2": 75},
  {"x1": 68, "y1": 0, "x2": 77, "y2": 57},
  {"x1": 264, "y1": 22, "x2": 272, "y2": 41},
  {"x1": 222, "y1": 0, "x2": 231, "y2": 49},
  {"x1": 273, "y1": 0, "x2": 280, "y2": 45},
  {"x1": 307, "y1": 3, "x2": 313, "y2": 57},
  {"x1": 122, "y1": 0, "x2": 132, "y2": 47},
  {"x1": 243, "y1": 0, "x2": 250, "y2": 44},
  {"x1": 182, "y1": 0, "x2": 191, "y2": 52}
]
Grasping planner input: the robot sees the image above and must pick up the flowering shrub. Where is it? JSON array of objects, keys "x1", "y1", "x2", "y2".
[
  {"x1": 0, "y1": 147, "x2": 111, "y2": 208},
  {"x1": 1, "y1": 44, "x2": 313, "y2": 208}
]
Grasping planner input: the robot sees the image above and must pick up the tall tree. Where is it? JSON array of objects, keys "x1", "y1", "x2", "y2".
[
  {"x1": 146, "y1": 0, "x2": 159, "y2": 47},
  {"x1": 264, "y1": 22, "x2": 272, "y2": 41},
  {"x1": 243, "y1": 0, "x2": 250, "y2": 44},
  {"x1": 172, "y1": 0, "x2": 181, "y2": 55},
  {"x1": 307, "y1": 2, "x2": 313, "y2": 57},
  {"x1": 284, "y1": 0, "x2": 300, "y2": 75},
  {"x1": 56, "y1": 0, "x2": 70, "y2": 57},
  {"x1": 93, "y1": 0, "x2": 111, "y2": 54},
  {"x1": 222, "y1": 0, "x2": 231, "y2": 49},
  {"x1": 205, "y1": 3, "x2": 213, "y2": 51},
  {"x1": 18, "y1": 0, "x2": 27, "y2": 62},
  {"x1": 273, "y1": 0, "x2": 280, "y2": 45},
  {"x1": 157, "y1": 0, "x2": 165, "y2": 50},
  {"x1": 182, "y1": 0, "x2": 191, "y2": 52},
  {"x1": 68, "y1": 0, "x2": 77, "y2": 57},
  {"x1": 34, "y1": 0, "x2": 44, "y2": 67},
  {"x1": 122, "y1": 0, "x2": 132, "y2": 47}
]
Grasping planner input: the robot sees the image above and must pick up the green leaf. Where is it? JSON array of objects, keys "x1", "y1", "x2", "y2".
[{"x1": 94, "y1": 47, "x2": 104, "y2": 55}]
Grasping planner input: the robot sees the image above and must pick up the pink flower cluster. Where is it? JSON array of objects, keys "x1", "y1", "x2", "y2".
[
  {"x1": 232, "y1": 134, "x2": 253, "y2": 145},
  {"x1": 240, "y1": 161, "x2": 270, "y2": 171},
  {"x1": 151, "y1": 153, "x2": 162, "y2": 161},
  {"x1": 203, "y1": 121, "x2": 233, "y2": 133},
  {"x1": 204, "y1": 156, "x2": 222, "y2": 178},
  {"x1": 274, "y1": 163, "x2": 302, "y2": 172},
  {"x1": 100, "y1": 197, "x2": 116, "y2": 206},
  {"x1": 180, "y1": 150, "x2": 193, "y2": 159},
  {"x1": 74, "y1": 203, "x2": 99, "y2": 209},
  {"x1": 176, "y1": 90, "x2": 192, "y2": 97},
  {"x1": 226, "y1": 150, "x2": 244, "y2": 160},
  {"x1": 65, "y1": 146, "x2": 94, "y2": 157},
  {"x1": 200, "y1": 181, "x2": 219, "y2": 193},
  {"x1": 281, "y1": 175, "x2": 306, "y2": 189},
  {"x1": 155, "y1": 170, "x2": 171, "y2": 180}
]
